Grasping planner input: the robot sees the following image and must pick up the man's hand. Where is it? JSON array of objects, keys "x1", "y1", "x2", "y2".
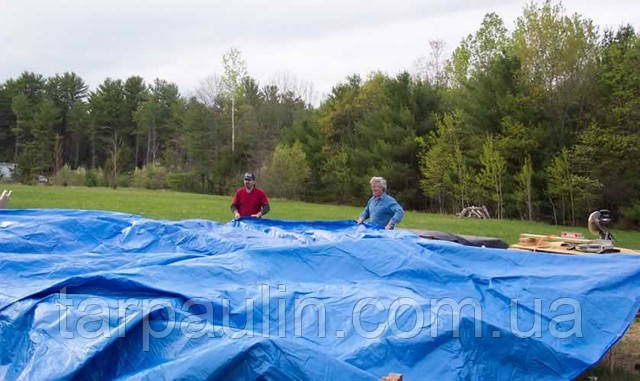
[
  {"x1": 234, "y1": 211, "x2": 241, "y2": 220},
  {"x1": 385, "y1": 223, "x2": 393, "y2": 230},
  {"x1": 356, "y1": 217, "x2": 364, "y2": 224},
  {"x1": 250, "y1": 212, "x2": 262, "y2": 218},
  {"x1": 381, "y1": 373, "x2": 403, "y2": 381},
  {"x1": 0, "y1": 190, "x2": 12, "y2": 209}
]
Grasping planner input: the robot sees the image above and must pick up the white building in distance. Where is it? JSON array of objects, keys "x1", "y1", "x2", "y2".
[{"x1": 0, "y1": 162, "x2": 16, "y2": 181}]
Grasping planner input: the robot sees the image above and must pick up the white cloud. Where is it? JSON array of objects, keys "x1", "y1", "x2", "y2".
[{"x1": 1, "y1": 0, "x2": 639, "y2": 102}]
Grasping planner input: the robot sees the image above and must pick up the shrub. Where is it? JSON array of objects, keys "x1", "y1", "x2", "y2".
[
  {"x1": 84, "y1": 169, "x2": 99, "y2": 187},
  {"x1": 131, "y1": 164, "x2": 169, "y2": 190},
  {"x1": 97, "y1": 167, "x2": 110, "y2": 187},
  {"x1": 167, "y1": 171, "x2": 200, "y2": 192},
  {"x1": 53, "y1": 165, "x2": 86, "y2": 186},
  {"x1": 117, "y1": 173, "x2": 131, "y2": 188}
]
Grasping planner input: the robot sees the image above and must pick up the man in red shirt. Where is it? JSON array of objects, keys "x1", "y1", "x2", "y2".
[{"x1": 231, "y1": 173, "x2": 270, "y2": 219}]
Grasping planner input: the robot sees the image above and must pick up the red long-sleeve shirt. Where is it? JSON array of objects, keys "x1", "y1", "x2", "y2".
[{"x1": 232, "y1": 187, "x2": 269, "y2": 216}]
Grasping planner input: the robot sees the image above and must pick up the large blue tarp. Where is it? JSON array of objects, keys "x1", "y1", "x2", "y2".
[{"x1": 1, "y1": 209, "x2": 640, "y2": 380}]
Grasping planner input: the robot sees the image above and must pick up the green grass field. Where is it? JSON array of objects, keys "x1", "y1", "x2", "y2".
[{"x1": 4, "y1": 184, "x2": 640, "y2": 249}]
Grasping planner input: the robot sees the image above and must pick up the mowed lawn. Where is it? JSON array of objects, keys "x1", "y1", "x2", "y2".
[{"x1": 5, "y1": 184, "x2": 640, "y2": 249}]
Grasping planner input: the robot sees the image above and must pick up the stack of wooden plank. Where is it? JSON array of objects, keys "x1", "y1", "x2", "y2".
[
  {"x1": 510, "y1": 233, "x2": 638, "y2": 255},
  {"x1": 456, "y1": 205, "x2": 491, "y2": 219}
]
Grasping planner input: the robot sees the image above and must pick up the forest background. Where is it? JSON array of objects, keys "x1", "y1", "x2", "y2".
[{"x1": 2, "y1": 1, "x2": 639, "y2": 228}]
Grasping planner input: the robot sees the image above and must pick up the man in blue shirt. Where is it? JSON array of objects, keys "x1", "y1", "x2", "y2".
[{"x1": 356, "y1": 177, "x2": 404, "y2": 230}]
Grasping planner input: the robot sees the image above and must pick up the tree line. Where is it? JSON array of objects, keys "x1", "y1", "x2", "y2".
[{"x1": 1, "y1": 1, "x2": 639, "y2": 227}]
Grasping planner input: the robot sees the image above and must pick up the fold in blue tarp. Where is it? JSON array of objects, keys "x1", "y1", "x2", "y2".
[{"x1": 1, "y1": 209, "x2": 639, "y2": 380}]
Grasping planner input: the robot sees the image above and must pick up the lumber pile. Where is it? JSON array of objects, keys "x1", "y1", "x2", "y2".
[
  {"x1": 456, "y1": 205, "x2": 491, "y2": 219},
  {"x1": 510, "y1": 233, "x2": 638, "y2": 255}
]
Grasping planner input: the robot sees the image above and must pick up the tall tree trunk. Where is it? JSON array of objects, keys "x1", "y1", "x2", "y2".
[
  {"x1": 91, "y1": 134, "x2": 96, "y2": 169},
  {"x1": 527, "y1": 183, "x2": 532, "y2": 221},
  {"x1": 548, "y1": 194, "x2": 557, "y2": 225},
  {"x1": 74, "y1": 136, "x2": 80, "y2": 169},
  {"x1": 54, "y1": 134, "x2": 63, "y2": 178},
  {"x1": 111, "y1": 131, "x2": 119, "y2": 189},
  {"x1": 152, "y1": 121, "x2": 157, "y2": 163},
  {"x1": 134, "y1": 133, "x2": 139, "y2": 169},
  {"x1": 146, "y1": 132, "x2": 151, "y2": 166},
  {"x1": 499, "y1": 175, "x2": 503, "y2": 219},
  {"x1": 13, "y1": 136, "x2": 19, "y2": 163},
  {"x1": 569, "y1": 188, "x2": 575, "y2": 226}
]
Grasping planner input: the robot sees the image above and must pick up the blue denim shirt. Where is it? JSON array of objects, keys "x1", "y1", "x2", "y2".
[{"x1": 359, "y1": 193, "x2": 404, "y2": 227}]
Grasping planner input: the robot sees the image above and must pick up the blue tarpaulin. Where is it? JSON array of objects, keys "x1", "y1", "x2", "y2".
[{"x1": 1, "y1": 209, "x2": 640, "y2": 380}]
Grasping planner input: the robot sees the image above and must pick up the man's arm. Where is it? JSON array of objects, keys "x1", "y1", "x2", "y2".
[
  {"x1": 252, "y1": 203, "x2": 270, "y2": 218},
  {"x1": 251, "y1": 190, "x2": 270, "y2": 218},
  {"x1": 230, "y1": 204, "x2": 241, "y2": 219},
  {"x1": 386, "y1": 200, "x2": 404, "y2": 229},
  {"x1": 357, "y1": 199, "x2": 370, "y2": 224},
  {"x1": 231, "y1": 190, "x2": 241, "y2": 219}
]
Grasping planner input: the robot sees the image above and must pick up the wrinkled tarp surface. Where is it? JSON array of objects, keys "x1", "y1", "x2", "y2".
[{"x1": 1, "y1": 209, "x2": 640, "y2": 380}]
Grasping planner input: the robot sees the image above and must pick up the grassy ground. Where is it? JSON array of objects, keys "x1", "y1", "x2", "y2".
[{"x1": 5, "y1": 184, "x2": 640, "y2": 249}]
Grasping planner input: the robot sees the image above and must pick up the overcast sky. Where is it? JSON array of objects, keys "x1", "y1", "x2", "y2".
[{"x1": 2, "y1": 0, "x2": 639, "y2": 103}]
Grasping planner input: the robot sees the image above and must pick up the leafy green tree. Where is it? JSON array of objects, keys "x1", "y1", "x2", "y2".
[
  {"x1": 250, "y1": 81, "x2": 307, "y2": 170},
  {"x1": 3, "y1": 72, "x2": 46, "y2": 102},
  {"x1": 512, "y1": 0, "x2": 599, "y2": 149},
  {"x1": 452, "y1": 144, "x2": 472, "y2": 212},
  {"x1": 447, "y1": 41, "x2": 472, "y2": 89},
  {"x1": 124, "y1": 76, "x2": 148, "y2": 168},
  {"x1": 496, "y1": 117, "x2": 539, "y2": 170},
  {"x1": 460, "y1": 54, "x2": 521, "y2": 138},
  {"x1": 134, "y1": 100, "x2": 161, "y2": 165},
  {"x1": 45, "y1": 72, "x2": 88, "y2": 113},
  {"x1": 515, "y1": 155, "x2": 534, "y2": 220},
  {"x1": 42, "y1": 72, "x2": 89, "y2": 167},
  {"x1": 282, "y1": 109, "x2": 327, "y2": 200},
  {"x1": 419, "y1": 138, "x2": 452, "y2": 213},
  {"x1": 445, "y1": 12, "x2": 508, "y2": 87},
  {"x1": 134, "y1": 79, "x2": 180, "y2": 165},
  {"x1": 5, "y1": 73, "x2": 46, "y2": 164},
  {"x1": 0, "y1": 83, "x2": 19, "y2": 161},
  {"x1": 88, "y1": 78, "x2": 127, "y2": 169},
  {"x1": 261, "y1": 142, "x2": 311, "y2": 199},
  {"x1": 67, "y1": 101, "x2": 90, "y2": 167},
  {"x1": 417, "y1": 113, "x2": 463, "y2": 213},
  {"x1": 466, "y1": 13, "x2": 509, "y2": 75},
  {"x1": 10, "y1": 94, "x2": 33, "y2": 162},
  {"x1": 547, "y1": 148, "x2": 601, "y2": 225},
  {"x1": 221, "y1": 47, "x2": 248, "y2": 98},
  {"x1": 322, "y1": 145, "x2": 355, "y2": 204},
  {"x1": 30, "y1": 98, "x2": 61, "y2": 174},
  {"x1": 597, "y1": 25, "x2": 640, "y2": 133},
  {"x1": 477, "y1": 135, "x2": 506, "y2": 219},
  {"x1": 320, "y1": 74, "x2": 363, "y2": 145},
  {"x1": 572, "y1": 123, "x2": 640, "y2": 212},
  {"x1": 182, "y1": 98, "x2": 214, "y2": 191}
]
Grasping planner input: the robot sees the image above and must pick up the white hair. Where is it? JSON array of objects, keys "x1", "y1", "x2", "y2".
[{"x1": 369, "y1": 176, "x2": 387, "y2": 191}]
